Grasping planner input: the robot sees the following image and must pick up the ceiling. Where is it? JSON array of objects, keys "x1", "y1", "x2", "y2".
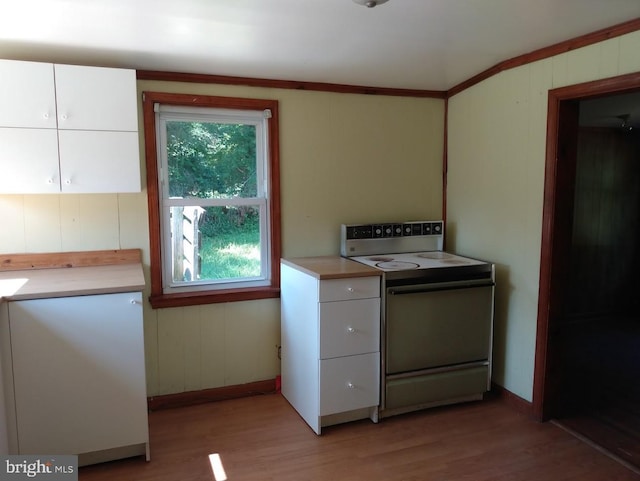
[
  {"x1": 581, "y1": 92, "x2": 640, "y2": 130},
  {"x1": 0, "y1": 0, "x2": 639, "y2": 92}
]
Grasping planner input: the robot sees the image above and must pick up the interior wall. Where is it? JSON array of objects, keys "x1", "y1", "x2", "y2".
[
  {"x1": 446, "y1": 30, "x2": 640, "y2": 401},
  {"x1": 0, "y1": 82, "x2": 444, "y2": 396}
]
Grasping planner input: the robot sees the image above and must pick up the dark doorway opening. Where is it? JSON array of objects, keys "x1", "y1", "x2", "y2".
[{"x1": 533, "y1": 72, "x2": 640, "y2": 470}]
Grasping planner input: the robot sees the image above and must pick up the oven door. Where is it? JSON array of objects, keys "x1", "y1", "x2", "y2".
[{"x1": 385, "y1": 279, "x2": 494, "y2": 375}]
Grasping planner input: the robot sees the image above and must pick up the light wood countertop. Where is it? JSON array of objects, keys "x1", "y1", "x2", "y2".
[
  {"x1": 0, "y1": 264, "x2": 145, "y2": 301},
  {"x1": 0, "y1": 249, "x2": 145, "y2": 301},
  {"x1": 281, "y1": 256, "x2": 380, "y2": 280}
]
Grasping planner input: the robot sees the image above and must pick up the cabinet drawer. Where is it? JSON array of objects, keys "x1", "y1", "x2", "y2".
[
  {"x1": 385, "y1": 365, "x2": 489, "y2": 411},
  {"x1": 319, "y1": 276, "x2": 380, "y2": 302},
  {"x1": 319, "y1": 298, "x2": 380, "y2": 359},
  {"x1": 320, "y1": 352, "x2": 380, "y2": 416}
]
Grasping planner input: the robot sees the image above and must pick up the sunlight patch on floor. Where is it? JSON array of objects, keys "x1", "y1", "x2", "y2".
[{"x1": 209, "y1": 453, "x2": 227, "y2": 481}]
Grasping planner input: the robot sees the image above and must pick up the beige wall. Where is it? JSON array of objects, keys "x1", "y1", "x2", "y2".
[
  {"x1": 0, "y1": 81, "x2": 445, "y2": 396},
  {"x1": 446, "y1": 30, "x2": 640, "y2": 401},
  {"x1": 8, "y1": 28, "x2": 632, "y2": 402}
]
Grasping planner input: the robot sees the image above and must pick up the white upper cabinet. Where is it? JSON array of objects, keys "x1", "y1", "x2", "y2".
[
  {"x1": 0, "y1": 129, "x2": 60, "y2": 194},
  {"x1": 58, "y1": 130, "x2": 141, "y2": 193},
  {"x1": 0, "y1": 60, "x2": 56, "y2": 129},
  {"x1": 0, "y1": 59, "x2": 141, "y2": 194},
  {"x1": 54, "y1": 64, "x2": 138, "y2": 132}
]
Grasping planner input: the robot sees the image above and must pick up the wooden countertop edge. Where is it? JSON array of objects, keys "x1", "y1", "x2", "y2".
[
  {"x1": 0, "y1": 249, "x2": 141, "y2": 271},
  {"x1": 281, "y1": 256, "x2": 381, "y2": 280}
]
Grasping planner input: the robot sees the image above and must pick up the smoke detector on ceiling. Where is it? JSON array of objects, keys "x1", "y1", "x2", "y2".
[{"x1": 353, "y1": 0, "x2": 389, "y2": 7}]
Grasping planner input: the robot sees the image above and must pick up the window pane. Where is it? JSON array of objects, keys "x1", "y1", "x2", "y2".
[
  {"x1": 169, "y1": 205, "x2": 261, "y2": 283},
  {"x1": 166, "y1": 121, "x2": 257, "y2": 199}
]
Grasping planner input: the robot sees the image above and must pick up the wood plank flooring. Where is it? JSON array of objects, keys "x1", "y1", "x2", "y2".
[
  {"x1": 79, "y1": 393, "x2": 640, "y2": 481},
  {"x1": 552, "y1": 316, "x2": 640, "y2": 472}
]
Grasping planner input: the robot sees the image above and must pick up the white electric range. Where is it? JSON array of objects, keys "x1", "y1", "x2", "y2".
[{"x1": 341, "y1": 220, "x2": 495, "y2": 418}]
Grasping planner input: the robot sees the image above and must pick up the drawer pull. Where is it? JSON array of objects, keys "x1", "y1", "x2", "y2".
[
  {"x1": 346, "y1": 382, "x2": 355, "y2": 389},
  {"x1": 346, "y1": 326, "x2": 356, "y2": 334},
  {"x1": 347, "y1": 287, "x2": 354, "y2": 292}
]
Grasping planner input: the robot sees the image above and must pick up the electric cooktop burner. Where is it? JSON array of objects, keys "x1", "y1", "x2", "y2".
[
  {"x1": 368, "y1": 256, "x2": 394, "y2": 262},
  {"x1": 417, "y1": 252, "x2": 451, "y2": 260},
  {"x1": 374, "y1": 261, "x2": 420, "y2": 270}
]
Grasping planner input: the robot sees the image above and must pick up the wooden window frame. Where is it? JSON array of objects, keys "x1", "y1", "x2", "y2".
[{"x1": 142, "y1": 91, "x2": 281, "y2": 308}]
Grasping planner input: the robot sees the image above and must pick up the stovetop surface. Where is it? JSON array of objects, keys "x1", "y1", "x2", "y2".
[
  {"x1": 350, "y1": 250, "x2": 487, "y2": 272},
  {"x1": 341, "y1": 221, "x2": 493, "y2": 283}
]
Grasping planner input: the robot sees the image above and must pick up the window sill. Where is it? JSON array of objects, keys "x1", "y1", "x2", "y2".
[{"x1": 149, "y1": 286, "x2": 280, "y2": 309}]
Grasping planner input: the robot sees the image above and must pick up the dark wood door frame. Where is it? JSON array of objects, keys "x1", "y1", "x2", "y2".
[{"x1": 532, "y1": 71, "x2": 640, "y2": 421}]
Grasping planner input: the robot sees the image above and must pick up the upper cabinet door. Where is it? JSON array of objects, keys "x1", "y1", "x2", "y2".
[
  {"x1": 54, "y1": 64, "x2": 138, "y2": 132},
  {"x1": 0, "y1": 128, "x2": 60, "y2": 193},
  {"x1": 0, "y1": 60, "x2": 56, "y2": 129},
  {"x1": 58, "y1": 130, "x2": 141, "y2": 193}
]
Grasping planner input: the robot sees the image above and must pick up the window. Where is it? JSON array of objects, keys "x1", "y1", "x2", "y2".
[{"x1": 143, "y1": 92, "x2": 280, "y2": 308}]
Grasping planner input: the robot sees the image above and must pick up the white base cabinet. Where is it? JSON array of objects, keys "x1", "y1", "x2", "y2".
[
  {"x1": 0, "y1": 302, "x2": 9, "y2": 455},
  {"x1": 281, "y1": 261, "x2": 381, "y2": 434},
  {"x1": 4, "y1": 292, "x2": 149, "y2": 464}
]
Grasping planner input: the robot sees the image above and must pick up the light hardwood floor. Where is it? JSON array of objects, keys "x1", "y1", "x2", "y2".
[{"x1": 79, "y1": 393, "x2": 640, "y2": 481}]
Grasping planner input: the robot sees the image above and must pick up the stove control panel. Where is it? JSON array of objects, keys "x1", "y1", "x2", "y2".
[{"x1": 344, "y1": 221, "x2": 443, "y2": 240}]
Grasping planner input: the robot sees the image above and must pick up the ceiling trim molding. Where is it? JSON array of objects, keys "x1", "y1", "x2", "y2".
[
  {"x1": 136, "y1": 70, "x2": 447, "y2": 99},
  {"x1": 136, "y1": 17, "x2": 640, "y2": 100},
  {"x1": 447, "y1": 17, "x2": 640, "y2": 98}
]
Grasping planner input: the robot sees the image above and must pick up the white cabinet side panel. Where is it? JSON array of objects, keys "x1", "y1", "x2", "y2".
[
  {"x1": 0, "y1": 302, "x2": 13, "y2": 454},
  {"x1": 280, "y1": 264, "x2": 321, "y2": 433}
]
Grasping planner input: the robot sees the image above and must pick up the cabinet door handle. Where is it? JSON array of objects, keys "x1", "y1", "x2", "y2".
[
  {"x1": 346, "y1": 382, "x2": 355, "y2": 389},
  {"x1": 346, "y1": 326, "x2": 356, "y2": 334},
  {"x1": 130, "y1": 299, "x2": 139, "y2": 305}
]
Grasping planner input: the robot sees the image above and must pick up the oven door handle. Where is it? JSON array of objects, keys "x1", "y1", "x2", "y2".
[{"x1": 388, "y1": 281, "x2": 495, "y2": 296}]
